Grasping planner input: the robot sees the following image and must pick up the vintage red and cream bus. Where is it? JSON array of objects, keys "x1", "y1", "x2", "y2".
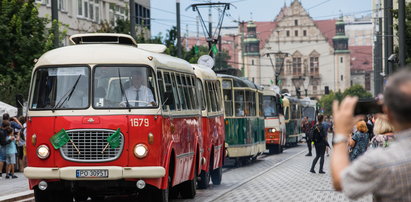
[
  {"x1": 262, "y1": 88, "x2": 286, "y2": 154},
  {"x1": 192, "y1": 64, "x2": 225, "y2": 189},
  {"x1": 24, "y1": 33, "x2": 202, "y2": 201}
]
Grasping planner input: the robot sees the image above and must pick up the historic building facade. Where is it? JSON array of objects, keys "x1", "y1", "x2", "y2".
[
  {"x1": 248, "y1": 0, "x2": 351, "y2": 97},
  {"x1": 35, "y1": 0, "x2": 151, "y2": 45}
]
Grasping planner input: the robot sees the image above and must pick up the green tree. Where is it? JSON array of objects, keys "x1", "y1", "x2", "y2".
[
  {"x1": 319, "y1": 85, "x2": 372, "y2": 115},
  {"x1": 393, "y1": 2, "x2": 411, "y2": 64},
  {"x1": 0, "y1": 0, "x2": 54, "y2": 105}
]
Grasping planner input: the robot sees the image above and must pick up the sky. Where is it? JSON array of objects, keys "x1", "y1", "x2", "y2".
[{"x1": 150, "y1": 0, "x2": 372, "y2": 38}]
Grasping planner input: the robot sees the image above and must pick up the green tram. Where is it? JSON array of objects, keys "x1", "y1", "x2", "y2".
[
  {"x1": 218, "y1": 74, "x2": 265, "y2": 165},
  {"x1": 282, "y1": 96, "x2": 302, "y2": 146}
]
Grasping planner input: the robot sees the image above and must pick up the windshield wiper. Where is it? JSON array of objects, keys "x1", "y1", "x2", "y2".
[
  {"x1": 118, "y1": 69, "x2": 131, "y2": 112},
  {"x1": 52, "y1": 75, "x2": 82, "y2": 112}
]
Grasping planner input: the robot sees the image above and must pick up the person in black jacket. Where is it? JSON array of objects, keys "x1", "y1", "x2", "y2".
[{"x1": 310, "y1": 114, "x2": 328, "y2": 174}]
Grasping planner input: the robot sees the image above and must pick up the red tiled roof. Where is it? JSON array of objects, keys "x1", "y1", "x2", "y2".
[
  {"x1": 314, "y1": 19, "x2": 337, "y2": 47},
  {"x1": 349, "y1": 46, "x2": 373, "y2": 71}
]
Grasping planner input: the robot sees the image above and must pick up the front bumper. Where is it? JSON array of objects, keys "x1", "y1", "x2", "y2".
[{"x1": 24, "y1": 166, "x2": 165, "y2": 180}]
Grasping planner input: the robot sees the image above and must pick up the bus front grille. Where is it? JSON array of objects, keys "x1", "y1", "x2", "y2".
[{"x1": 60, "y1": 129, "x2": 124, "y2": 162}]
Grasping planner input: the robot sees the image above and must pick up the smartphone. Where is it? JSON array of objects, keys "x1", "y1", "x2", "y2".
[{"x1": 354, "y1": 98, "x2": 383, "y2": 116}]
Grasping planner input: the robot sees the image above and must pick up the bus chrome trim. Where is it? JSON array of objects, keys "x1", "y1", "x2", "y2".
[
  {"x1": 59, "y1": 129, "x2": 124, "y2": 163},
  {"x1": 24, "y1": 166, "x2": 166, "y2": 180}
]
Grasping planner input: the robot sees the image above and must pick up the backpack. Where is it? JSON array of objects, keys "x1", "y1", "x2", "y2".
[{"x1": 311, "y1": 124, "x2": 323, "y2": 144}]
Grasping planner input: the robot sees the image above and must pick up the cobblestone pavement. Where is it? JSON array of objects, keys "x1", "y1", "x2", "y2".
[{"x1": 210, "y1": 145, "x2": 372, "y2": 202}]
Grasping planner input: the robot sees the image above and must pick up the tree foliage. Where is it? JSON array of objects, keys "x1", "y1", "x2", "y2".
[
  {"x1": 319, "y1": 85, "x2": 372, "y2": 115},
  {"x1": 0, "y1": 0, "x2": 56, "y2": 106},
  {"x1": 393, "y1": 2, "x2": 411, "y2": 64}
]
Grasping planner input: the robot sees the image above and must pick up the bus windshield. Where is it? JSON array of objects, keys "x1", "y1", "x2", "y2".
[
  {"x1": 302, "y1": 107, "x2": 316, "y2": 121},
  {"x1": 30, "y1": 66, "x2": 90, "y2": 110},
  {"x1": 263, "y1": 95, "x2": 278, "y2": 117},
  {"x1": 93, "y1": 66, "x2": 157, "y2": 108}
]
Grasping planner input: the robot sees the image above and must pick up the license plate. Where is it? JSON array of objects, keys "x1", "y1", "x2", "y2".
[{"x1": 76, "y1": 169, "x2": 109, "y2": 178}]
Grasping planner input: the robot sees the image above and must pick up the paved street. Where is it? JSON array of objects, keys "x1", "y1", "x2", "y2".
[{"x1": 0, "y1": 142, "x2": 373, "y2": 202}]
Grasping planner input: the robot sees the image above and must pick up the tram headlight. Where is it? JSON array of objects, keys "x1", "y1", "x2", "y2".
[
  {"x1": 268, "y1": 128, "x2": 277, "y2": 133},
  {"x1": 36, "y1": 145, "x2": 50, "y2": 159},
  {"x1": 134, "y1": 144, "x2": 148, "y2": 159}
]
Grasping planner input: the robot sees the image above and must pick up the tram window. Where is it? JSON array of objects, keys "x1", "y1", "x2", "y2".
[
  {"x1": 93, "y1": 66, "x2": 156, "y2": 109},
  {"x1": 197, "y1": 79, "x2": 206, "y2": 110},
  {"x1": 215, "y1": 81, "x2": 222, "y2": 111},
  {"x1": 251, "y1": 92, "x2": 256, "y2": 116},
  {"x1": 176, "y1": 74, "x2": 187, "y2": 110},
  {"x1": 170, "y1": 73, "x2": 181, "y2": 110},
  {"x1": 234, "y1": 90, "x2": 245, "y2": 116},
  {"x1": 245, "y1": 91, "x2": 256, "y2": 116},
  {"x1": 291, "y1": 104, "x2": 297, "y2": 119},
  {"x1": 205, "y1": 81, "x2": 212, "y2": 112},
  {"x1": 223, "y1": 89, "x2": 233, "y2": 116},
  {"x1": 31, "y1": 66, "x2": 90, "y2": 109},
  {"x1": 157, "y1": 71, "x2": 167, "y2": 110},
  {"x1": 163, "y1": 72, "x2": 176, "y2": 110}
]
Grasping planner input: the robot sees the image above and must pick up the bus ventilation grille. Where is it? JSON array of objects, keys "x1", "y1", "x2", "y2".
[{"x1": 59, "y1": 129, "x2": 124, "y2": 162}]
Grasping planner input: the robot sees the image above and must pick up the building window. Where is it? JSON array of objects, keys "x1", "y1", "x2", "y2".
[
  {"x1": 136, "y1": 3, "x2": 151, "y2": 29},
  {"x1": 58, "y1": 0, "x2": 66, "y2": 11},
  {"x1": 109, "y1": 3, "x2": 127, "y2": 26},
  {"x1": 310, "y1": 57, "x2": 319, "y2": 75},
  {"x1": 295, "y1": 30, "x2": 298, "y2": 37},
  {"x1": 78, "y1": 0, "x2": 83, "y2": 16},
  {"x1": 286, "y1": 60, "x2": 292, "y2": 75},
  {"x1": 341, "y1": 75, "x2": 344, "y2": 81},
  {"x1": 295, "y1": 20, "x2": 298, "y2": 26},
  {"x1": 292, "y1": 57, "x2": 302, "y2": 76},
  {"x1": 303, "y1": 30, "x2": 307, "y2": 36},
  {"x1": 340, "y1": 57, "x2": 343, "y2": 63},
  {"x1": 251, "y1": 60, "x2": 254, "y2": 65},
  {"x1": 286, "y1": 30, "x2": 290, "y2": 37}
]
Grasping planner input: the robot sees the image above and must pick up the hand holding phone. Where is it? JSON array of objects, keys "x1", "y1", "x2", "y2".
[{"x1": 353, "y1": 98, "x2": 383, "y2": 116}]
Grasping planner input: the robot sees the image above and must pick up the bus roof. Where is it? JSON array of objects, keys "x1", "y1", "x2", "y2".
[
  {"x1": 217, "y1": 74, "x2": 261, "y2": 90},
  {"x1": 192, "y1": 64, "x2": 217, "y2": 81},
  {"x1": 34, "y1": 44, "x2": 193, "y2": 73}
]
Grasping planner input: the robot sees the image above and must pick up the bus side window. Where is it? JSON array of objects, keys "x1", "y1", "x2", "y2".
[
  {"x1": 189, "y1": 76, "x2": 198, "y2": 110},
  {"x1": 215, "y1": 81, "x2": 222, "y2": 112},
  {"x1": 210, "y1": 82, "x2": 217, "y2": 112},
  {"x1": 163, "y1": 72, "x2": 176, "y2": 110},
  {"x1": 205, "y1": 81, "x2": 212, "y2": 112},
  {"x1": 157, "y1": 70, "x2": 166, "y2": 109},
  {"x1": 176, "y1": 74, "x2": 187, "y2": 110},
  {"x1": 183, "y1": 75, "x2": 192, "y2": 110},
  {"x1": 170, "y1": 73, "x2": 181, "y2": 111},
  {"x1": 196, "y1": 79, "x2": 206, "y2": 110}
]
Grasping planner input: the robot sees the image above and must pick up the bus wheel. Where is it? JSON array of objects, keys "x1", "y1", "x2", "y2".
[
  {"x1": 211, "y1": 167, "x2": 222, "y2": 185},
  {"x1": 198, "y1": 170, "x2": 210, "y2": 189},
  {"x1": 180, "y1": 166, "x2": 197, "y2": 198}
]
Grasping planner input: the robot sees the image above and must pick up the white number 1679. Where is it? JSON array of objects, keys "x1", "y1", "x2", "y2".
[{"x1": 130, "y1": 118, "x2": 149, "y2": 127}]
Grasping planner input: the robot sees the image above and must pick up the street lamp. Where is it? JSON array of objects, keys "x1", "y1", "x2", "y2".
[{"x1": 291, "y1": 76, "x2": 305, "y2": 98}]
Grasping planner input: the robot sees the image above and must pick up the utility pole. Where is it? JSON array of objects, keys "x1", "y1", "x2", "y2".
[
  {"x1": 129, "y1": 0, "x2": 136, "y2": 39},
  {"x1": 51, "y1": 0, "x2": 58, "y2": 47},
  {"x1": 384, "y1": 0, "x2": 394, "y2": 74},
  {"x1": 240, "y1": 21, "x2": 245, "y2": 76},
  {"x1": 176, "y1": 0, "x2": 182, "y2": 58},
  {"x1": 208, "y1": 5, "x2": 213, "y2": 57},
  {"x1": 374, "y1": 18, "x2": 383, "y2": 95},
  {"x1": 398, "y1": 0, "x2": 406, "y2": 67}
]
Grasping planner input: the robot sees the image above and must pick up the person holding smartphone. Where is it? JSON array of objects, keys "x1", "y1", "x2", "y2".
[{"x1": 331, "y1": 69, "x2": 411, "y2": 201}]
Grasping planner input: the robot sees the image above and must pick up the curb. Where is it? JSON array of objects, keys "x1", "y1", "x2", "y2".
[
  {"x1": 205, "y1": 148, "x2": 306, "y2": 202},
  {"x1": 0, "y1": 190, "x2": 34, "y2": 202}
]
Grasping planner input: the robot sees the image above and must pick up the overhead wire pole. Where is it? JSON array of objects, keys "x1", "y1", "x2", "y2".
[
  {"x1": 177, "y1": 0, "x2": 182, "y2": 58},
  {"x1": 188, "y1": 3, "x2": 233, "y2": 58},
  {"x1": 398, "y1": 0, "x2": 406, "y2": 68},
  {"x1": 129, "y1": 0, "x2": 136, "y2": 39},
  {"x1": 51, "y1": 0, "x2": 58, "y2": 47}
]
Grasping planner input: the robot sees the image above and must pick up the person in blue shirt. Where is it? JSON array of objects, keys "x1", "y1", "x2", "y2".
[{"x1": 4, "y1": 127, "x2": 18, "y2": 179}]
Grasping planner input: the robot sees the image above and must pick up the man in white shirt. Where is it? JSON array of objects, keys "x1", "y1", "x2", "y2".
[{"x1": 123, "y1": 71, "x2": 155, "y2": 107}]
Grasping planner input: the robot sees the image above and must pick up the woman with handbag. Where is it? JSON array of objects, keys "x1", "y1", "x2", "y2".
[{"x1": 349, "y1": 121, "x2": 369, "y2": 161}]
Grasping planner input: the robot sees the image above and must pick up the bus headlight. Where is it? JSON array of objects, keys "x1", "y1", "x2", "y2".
[
  {"x1": 134, "y1": 144, "x2": 148, "y2": 159},
  {"x1": 268, "y1": 128, "x2": 277, "y2": 133},
  {"x1": 36, "y1": 145, "x2": 50, "y2": 159}
]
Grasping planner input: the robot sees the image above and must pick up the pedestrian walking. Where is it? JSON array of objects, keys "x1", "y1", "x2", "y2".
[
  {"x1": 310, "y1": 114, "x2": 328, "y2": 174},
  {"x1": 370, "y1": 118, "x2": 395, "y2": 148},
  {"x1": 348, "y1": 121, "x2": 369, "y2": 161},
  {"x1": 331, "y1": 69, "x2": 411, "y2": 201},
  {"x1": 301, "y1": 117, "x2": 313, "y2": 156},
  {"x1": 4, "y1": 126, "x2": 18, "y2": 179}
]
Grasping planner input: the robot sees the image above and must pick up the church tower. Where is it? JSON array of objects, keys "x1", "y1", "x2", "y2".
[
  {"x1": 332, "y1": 18, "x2": 351, "y2": 91},
  {"x1": 244, "y1": 21, "x2": 261, "y2": 84}
]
